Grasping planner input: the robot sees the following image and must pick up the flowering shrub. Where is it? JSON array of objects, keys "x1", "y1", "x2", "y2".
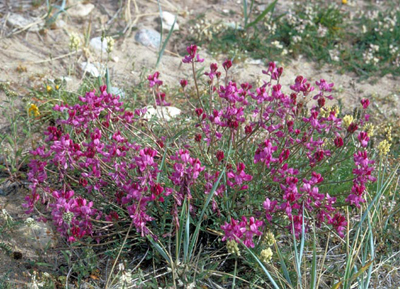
[{"x1": 25, "y1": 45, "x2": 376, "y2": 249}]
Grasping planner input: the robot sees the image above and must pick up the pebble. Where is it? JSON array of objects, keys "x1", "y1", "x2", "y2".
[
  {"x1": 110, "y1": 87, "x2": 125, "y2": 99},
  {"x1": 0, "y1": 180, "x2": 20, "y2": 196},
  {"x1": 17, "y1": 221, "x2": 57, "y2": 250},
  {"x1": 161, "y1": 11, "x2": 179, "y2": 32},
  {"x1": 80, "y1": 62, "x2": 102, "y2": 78},
  {"x1": 135, "y1": 28, "x2": 161, "y2": 49},
  {"x1": 90, "y1": 37, "x2": 108, "y2": 54},
  {"x1": 145, "y1": 106, "x2": 181, "y2": 121},
  {"x1": 245, "y1": 59, "x2": 264, "y2": 65},
  {"x1": 7, "y1": 13, "x2": 43, "y2": 32},
  {"x1": 68, "y1": 3, "x2": 95, "y2": 18}
]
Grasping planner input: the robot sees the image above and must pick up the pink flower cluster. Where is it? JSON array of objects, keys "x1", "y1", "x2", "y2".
[
  {"x1": 221, "y1": 216, "x2": 264, "y2": 248},
  {"x1": 25, "y1": 86, "x2": 170, "y2": 240},
  {"x1": 25, "y1": 45, "x2": 377, "y2": 248},
  {"x1": 180, "y1": 46, "x2": 376, "y2": 243}
]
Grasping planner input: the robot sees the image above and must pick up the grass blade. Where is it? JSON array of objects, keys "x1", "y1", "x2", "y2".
[
  {"x1": 274, "y1": 242, "x2": 293, "y2": 287},
  {"x1": 310, "y1": 225, "x2": 317, "y2": 289},
  {"x1": 156, "y1": 1, "x2": 176, "y2": 68},
  {"x1": 245, "y1": 0, "x2": 277, "y2": 29},
  {"x1": 243, "y1": 0, "x2": 248, "y2": 27},
  {"x1": 240, "y1": 240, "x2": 280, "y2": 289},
  {"x1": 148, "y1": 235, "x2": 171, "y2": 264},
  {"x1": 187, "y1": 141, "x2": 232, "y2": 261}
]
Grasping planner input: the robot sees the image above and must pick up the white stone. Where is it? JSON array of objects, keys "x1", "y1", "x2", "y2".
[
  {"x1": 161, "y1": 11, "x2": 179, "y2": 31},
  {"x1": 7, "y1": 13, "x2": 43, "y2": 32},
  {"x1": 135, "y1": 28, "x2": 161, "y2": 48},
  {"x1": 245, "y1": 59, "x2": 264, "y2": 65},
  {"x1": 110, "y1": 87, "x2": 125, "y2": 98},
  {"x1": 68, "y1": 3, "x2": 95, "y2": 18},
  {"x1": 90, "y1": 37, "x2": 108, "y2": 54},
  {"x1": 17, "y1": 222, "x2": 57, "y2": 250},
  {"x1": 145, "y1": 106, "x2": 181, "y2": 121},
  {"x1": 80, "y1": 62, "x2": 102, "y2": 77}
]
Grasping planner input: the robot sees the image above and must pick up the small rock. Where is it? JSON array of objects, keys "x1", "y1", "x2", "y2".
[
  {"x1": 80, "y1": 62, "x2": 102, "y2": 78},
  {"x1": 7, "y1": 13, "x2": 43, "y2": 32},
  {"x1": 110, "y1": 87, "x2": 125, "y2": 99},
  {"x1": 0, "y1": 180, "x2": 19, "y2": 196},
  {"x1": 90, "y1": 37, "x2": 108, "y2": 54},
  {"x1": 135, "y1": 28, "x2": 161, "y2": 49},
  {"x1": 145, "y1": 106, "x2": 181, "y2": 121},
  {"x1": 245, "y1": 59, "x2": 264, "y2": 65},
  {"x1": 224, "y1": 22, "x2": 243, "y2": 30},
  {"x1": 68, "y1": 3, "x2": 95, "y2": 18},
  {"x1": 161, "y1": 11, "x2": 179, "y2": 31},
  {"x1": 17, "y1": 221, "x2": 57, "y2": 250}
]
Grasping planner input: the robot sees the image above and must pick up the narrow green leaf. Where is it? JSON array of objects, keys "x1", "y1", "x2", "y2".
[
  {"x1": 245, "y1": 0, "x2": 277, "y2": 29},
  {"x1": 156, "y1": 2, "x2": 176, "y2": 68},
  {"x1": 106, "y1": 68, "x2": 111, "y2": 94},
  {"x1": 188, "y1": 141, "x2": 232, "y2": 261},
  {"x1": 184, "y1": 201, "x2": 190, "y2": 262},
  {"x1": 274, "y1": 242, "x2": 293, "y2": 287},
  {"x1": 148, "y1": 235, "x2": 171, "y2": 264},
  {"x1": 310, "y1": 226, "x2": 317, "y2": 289},
  {"x1": 240, "y1": 240, "x2": 280, "y2": 289},
  {"x1": 243, "y1": 0, "x2": 248, "y2": 27}
]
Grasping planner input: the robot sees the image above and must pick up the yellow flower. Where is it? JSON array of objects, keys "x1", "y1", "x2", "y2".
[
  {"x1": 384, "y1": 126, "x2": 392, "y2": 142},
  {"x1": 28, "y1": 104, "x2": 40, "y2": 117},
  {"x1": 377, "y1": 140, "x2": 391, "y2": 156},
  {"x1": 262, "y1": 231, "x2": 276, "y2": 247},
  {"x1": 46, "y1": 85, "x2": 52, "y2": 93},
  {"x1": 342, "y1": 115, "x2": 354, "y2": 128},
  {"x1": 69, "y1": 33, "x2": 80, "y2": 51},
  {"x1": 226, "y1": 240, "x2": 240, "y2": 256},
  {"x1": 55, "y1": 85, "x2": 60, "y2": 90},
  {"x1": 260, "y1": 248, "x2": 273, "y2": 263},
  {"x1": 342, "y1": 0, "x2": 347, "y2": 4},
  {"x1": 106, "y1": 36, "x2": 115, "y2": 54},
  {"x1": 363, "y1": 123, "x2": 375, "y2": 137}
]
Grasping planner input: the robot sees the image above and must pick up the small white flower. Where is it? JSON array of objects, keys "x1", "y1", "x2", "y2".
[
  {"x1": 292, "y1": 35, "x2": 302, "y2": 43},
  {"x1": 271, "y1": 40, "x2": 283, "y2": 49},
  {"x1": 370, "y1": 44, "x2": 380, "y2": 52}
]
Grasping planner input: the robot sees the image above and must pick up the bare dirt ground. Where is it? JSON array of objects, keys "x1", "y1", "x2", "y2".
[{"x1": 0, "y1": 0, "x2": 399, "y2": 287}]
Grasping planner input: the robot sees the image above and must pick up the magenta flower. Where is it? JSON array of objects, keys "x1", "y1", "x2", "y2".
[
  {"x1": 361, "y1": 98, "x2": 370, "y2": 109},
  {"x1": 222, "y1": 59, "x2": 232, "y2": 71},
  {"x1": 148, "y1": 71, "x2": 163, "y2": 88},
  {"x1": 221, "y1": 216, "x2": 263, "y2": 248},
  {"x1": 227, "y1": 163, "x2": 253, "y2": 190},
  {"x1": 205, "y1": 63, "x2": 219, "y2": 80},
  {"x1": 357, "y1": 131, "x2": 370, "y2": 147},
  {"x1": 180, "y1": 79, "x2": 188, "y2": 88},
  {"x1": 182, "y1": 44, "x2": 204, "y2": 63}
]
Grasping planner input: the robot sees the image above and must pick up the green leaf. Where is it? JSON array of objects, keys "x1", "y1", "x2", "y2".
[
  {"x1": 240, "y1": 240, "x2": 280, "y2": 289},
  {"x1": 245, "y1": 0, "x2": 277, "y2": 29},
  {"x1": 156, "y1": 2, "x2": 176, "y2": 68},
  {"x1": 148, "y1": 235, "x2": 171, "y2": 264}
]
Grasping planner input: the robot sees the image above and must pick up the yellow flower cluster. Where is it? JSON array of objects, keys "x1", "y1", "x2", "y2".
[
  {"x1": 262, "y1": 231, "x2": 276, "y2": 247},
  {"x1": 363, "y1": 123, "x2": 375, "y2": 137},
  {"x1": 226, "y1": 240, "x2": 240, "y2": 256},
  {"x1": 69, "y1": 33, "x2": 80, "y2": 51},
  {"x1": 342, "y1": 115, "x2": 354, "y2": 128},
  {"x1": 377, "y1": 140, "x2": 391, "y2": 156},
  {"x1": 260, "y1": 248, "x2": 273, "y2": 263},
  {"x1": 320, "y1": 105, "x2": 340, "y2": 118},
  {"x1": 28, "y1": 104, "x2": 40, "y2": 117},
  {"x1": 106, "y1": 36, "x2": 115, "y2": 54},
  {"x1": 384, "y1": 126, "x2": 392, "y2": 142}
]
